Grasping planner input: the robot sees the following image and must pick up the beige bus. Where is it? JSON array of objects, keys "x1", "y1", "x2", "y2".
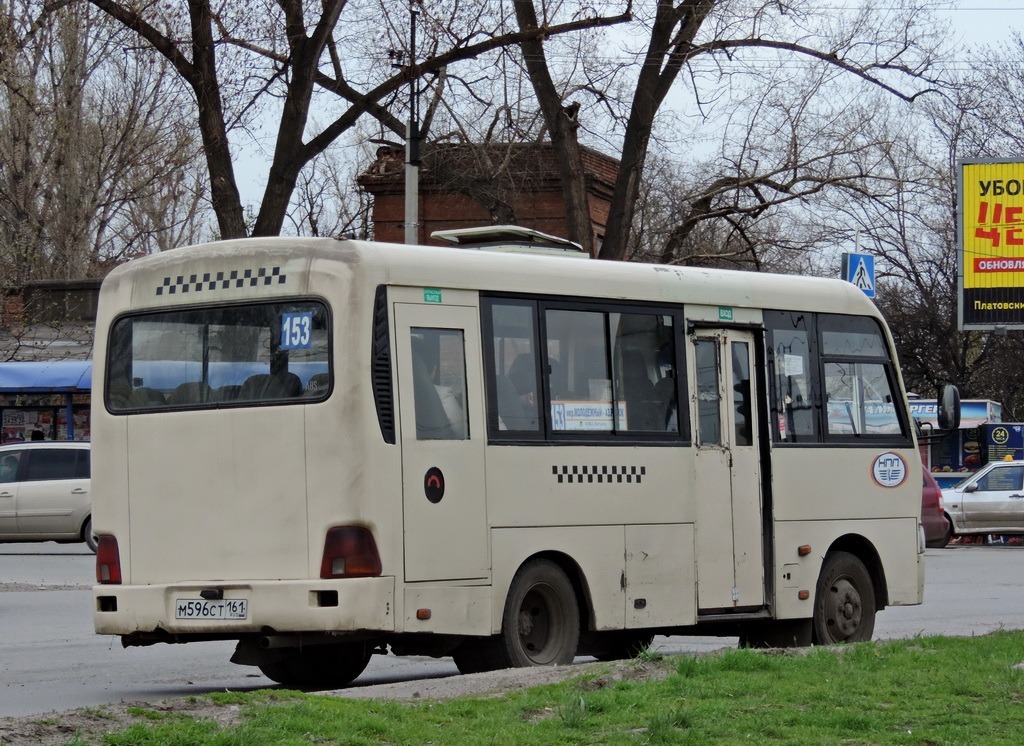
[{"x1": 92, "y1": 231, "x2": 929, "y2": 686}]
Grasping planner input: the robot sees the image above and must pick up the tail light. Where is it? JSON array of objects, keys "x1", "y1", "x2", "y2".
[
  {"x1": 320, "y1": 526, "x2": 382, "y2": 579},
  {"x1": 96, "y1": 535, "x2": 122, "y2": 584}
]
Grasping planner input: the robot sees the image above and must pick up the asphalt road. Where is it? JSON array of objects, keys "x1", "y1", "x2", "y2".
[{"x1": 2, "y1": 543, "x2": 1023, "y2": 718}]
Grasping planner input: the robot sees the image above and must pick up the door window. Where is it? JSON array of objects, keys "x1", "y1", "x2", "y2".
[
  {"x1": 410, "y1": 328, "x2": 469, "y2": 440},
  {"x1": 0, "y1": 450, "x2": 23, "y2": 482},
  {"x1": 694, "y1": 339, "x2": 722, "y2": 446},
  {"x1": 732, "y1": 342, "x2": 752, "y2": 447},
  {"x1": 976, "y1": 466, "x2": 1024, "y2": 492}
]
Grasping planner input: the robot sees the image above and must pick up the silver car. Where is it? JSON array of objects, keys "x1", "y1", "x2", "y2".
[
  {"x1": 0, "y1": 441, "x2": 94, "y2": 552},
  {"x1": 940, "y1": 459, "x2": 1024, "y2": 541}
]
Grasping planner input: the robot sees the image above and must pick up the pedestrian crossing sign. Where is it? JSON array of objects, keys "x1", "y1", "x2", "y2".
[{"x1": 841, "y1": 252, "x2": 875, "y2": 298}]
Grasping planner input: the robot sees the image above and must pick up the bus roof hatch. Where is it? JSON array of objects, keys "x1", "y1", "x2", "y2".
[{"x1": 430, "y1": 225, "x2": 590, "y2": 258}]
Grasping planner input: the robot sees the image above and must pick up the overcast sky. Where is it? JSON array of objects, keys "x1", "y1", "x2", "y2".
[{"x1": 943, "y1": 1, "x2": 1021, "y2": 46}]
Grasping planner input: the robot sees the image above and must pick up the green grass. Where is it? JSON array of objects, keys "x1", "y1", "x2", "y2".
[{"x1": 97, "y1": 631, "x2": 1024, "y2": 745}]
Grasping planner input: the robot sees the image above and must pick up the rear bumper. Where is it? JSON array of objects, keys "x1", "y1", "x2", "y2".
[{"x1": 93, "y1": 576, "x2": 395, "y2": 637}]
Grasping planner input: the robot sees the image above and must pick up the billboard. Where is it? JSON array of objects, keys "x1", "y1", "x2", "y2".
[{"x1": 959, "y1": 159, "x2": 1024, "y2": 329}]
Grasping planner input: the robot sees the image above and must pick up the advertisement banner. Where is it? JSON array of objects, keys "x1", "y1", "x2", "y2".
[{"x1": 960, "y1": 160, "x2": 1024, "y2": 329}]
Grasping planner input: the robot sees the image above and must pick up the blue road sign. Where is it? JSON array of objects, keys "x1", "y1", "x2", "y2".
[{"x1": 842, "y1": 252, "x2": 876, "y2": 298}]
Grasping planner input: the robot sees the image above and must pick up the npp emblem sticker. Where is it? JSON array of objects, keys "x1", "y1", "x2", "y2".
[{"x1": 871, "y1": 452, "x2": 908, "y2": 488}]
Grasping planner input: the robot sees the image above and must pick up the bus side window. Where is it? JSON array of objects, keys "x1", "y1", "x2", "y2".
[
  {"x1": 765, "y1": 311, "x2": 817, "y2": 442},
  {"x1": 486, "y1": 302, "x2": 541, "y2": 433}
]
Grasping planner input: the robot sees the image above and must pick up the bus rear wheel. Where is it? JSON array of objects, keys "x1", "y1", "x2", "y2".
[
  {"x1": 258, "y1": 643, "x2": 372, "y2": 688},
  {"x1": 812, "y1": 551, "x2": 876, "y2": 645},
  {"x1": 502, "y1": 559, "x2": 580, "y2": 667},
  {"x1": 454, "y1": 559, "x2": 579, "y2": 673}
]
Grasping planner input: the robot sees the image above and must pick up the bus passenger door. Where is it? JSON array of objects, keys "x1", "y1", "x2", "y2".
[
  {"x1": 395, "y1": 304, "x2": 488, "y2": 582},
  {"x1": 690, "y1": 330, "x2": 765, "y2": 613}
]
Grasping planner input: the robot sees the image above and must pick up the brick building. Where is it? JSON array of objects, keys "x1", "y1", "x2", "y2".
[{"x1": 357, "y1": 142, "x2": 619, "y2": 255}]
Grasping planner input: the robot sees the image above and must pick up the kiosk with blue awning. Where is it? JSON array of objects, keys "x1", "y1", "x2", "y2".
[{"x1": 0, "y1": 360, "x2": 92, "y2": 442}]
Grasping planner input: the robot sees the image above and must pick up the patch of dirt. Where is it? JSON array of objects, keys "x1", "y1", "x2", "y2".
[
  {"x1": 0, "y1": 657, "x2": 679, "y2": 745},
  {"x1": 0, "y1": 697, "x2": 248, "y2": 746}
]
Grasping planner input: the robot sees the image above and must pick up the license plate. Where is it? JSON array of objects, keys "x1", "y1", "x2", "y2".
[{"x1": 174, "y1": 598, "x2": 248, "y2": 620}]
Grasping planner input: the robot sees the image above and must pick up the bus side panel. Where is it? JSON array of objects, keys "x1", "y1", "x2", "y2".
[
  {"x1": 485, "y1": 446, "x2": 694, "y2": 528},
  {"x1": 401, "y1": 585, "x2": 492, "y2": 635},
  {"x1": 303, "y1": 271, "x2": 405, "y2": 585},
  {"x1": 624, "y1": 524, "x2": 696, "y2": 628},
  {"x1": 770, "y1": 448, "x2": 921, "y2": 523},
  {"x1": 91, "y1": 278, "x2": 133, "y2": 579},
  {"x1": 772, "y1": 517, "x2": 923, "y2": 620},
  {"x1": 490, "y1": 526, "x2": 626, "y2": 633}
]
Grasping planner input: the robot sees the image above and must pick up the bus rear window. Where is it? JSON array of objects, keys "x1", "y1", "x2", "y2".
[{"x1": 105, "y1": 301, "x2": 330, "y2": 412}]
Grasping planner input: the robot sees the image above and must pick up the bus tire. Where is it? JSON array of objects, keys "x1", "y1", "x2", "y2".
[
  {"x1": 500, "y1": 559, "x2": 579, "y2": 667},
  {"x1": 455, "y1": 559, "x2": 580, "y2": 673},
  {"x1": 257, "y1": 643, "x2": 372, "y2": 687},
  {"x1": 812, "y1": 551, "x2": 876, "y2": 645}
]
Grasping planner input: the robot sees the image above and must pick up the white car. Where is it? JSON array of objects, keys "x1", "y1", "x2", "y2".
[
  {"x1": 940, "y1": 459, "x2": 1024, "y2": 542},
  {"x1": 0, "y1": 441, "x2": 94, "y2": 552}
]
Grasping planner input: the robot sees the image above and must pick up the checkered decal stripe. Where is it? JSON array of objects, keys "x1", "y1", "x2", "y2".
[
  {"x1": 553, "y1": 464, "x2": 646, "y2": 484},
  {"x1": 156, "y1": 267, "x2": 286, "y2": 296}
]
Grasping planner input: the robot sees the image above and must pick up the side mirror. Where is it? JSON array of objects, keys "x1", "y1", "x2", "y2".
[
  {"x1": 937, "y1": 385, "x2": 960, "y2": 431},
  {"x1": 964, "y1": 483, "x2": 977, "y2": 493}
]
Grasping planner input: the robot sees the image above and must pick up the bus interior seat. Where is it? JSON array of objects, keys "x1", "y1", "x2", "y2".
[
  {"x1": 216, "y1": 384, "x2": 241, "y2": 401},
  {"x1": 620, "y1": 350, "x2": 658, "y2": 431},
  {"x1": 305, "y1": 372, "x2": 330, "y2": 396},
  {"x1": 653, "y1": 375, "x2": 678, "y2": 431},
  {"x1": 108, "y1": 380, "x2": 132, "y2": 408},
  {"x1": 547, "y1": 358, "x2": 566, "y2": 399},
  {"x1": 127, "y1": 387, "x2": 166, "y2": 407},
  {"x1": 496, "y1": 374, "x2": 537, "y2": 430},
  {"x1": 507, "y1": 353, "x2": 537, "y2": 400},
  {"x1": 239, "y1": 372, "x2": 302, "y2": 400},
  {"x1": 411, "y1": 349, "x2": 455, "y2": 439},
  {"x1": 167, "y1": 381, "x2": 213, "y2": 405}
]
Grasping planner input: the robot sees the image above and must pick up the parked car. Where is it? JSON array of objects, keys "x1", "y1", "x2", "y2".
[
  {"x1": 921, "y1": 470, "x2": 951, "y2": 548},
  {"x1": 0, "y1": 441, "x2": 94, "y2": 552},
  {"x1": 940, "y1": 459, "x2": 1024, "y2": 544}
]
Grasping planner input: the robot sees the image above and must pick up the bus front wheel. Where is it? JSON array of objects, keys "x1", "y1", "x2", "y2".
[
  {"x1": 812, "y1": 551, "x2": 876, "y2": 645},
  {"x1": 258, "y1": 643, "x2": 372, "y2": 687}
]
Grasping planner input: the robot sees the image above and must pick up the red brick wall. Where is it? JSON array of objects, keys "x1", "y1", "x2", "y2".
[
  {"x1": 359, "y1": 144, "x2": 619, "y2": 255},
  {"x1": 1, "y1": 291, "x2": 23, "y2": 325}
]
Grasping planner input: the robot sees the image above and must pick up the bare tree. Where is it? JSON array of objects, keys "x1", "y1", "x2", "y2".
[
  {"x1": 827, "y1": 58, "x2": 1024, "y2": 416},
  {"x1": 511, "y1": 0, "x2": 948, "y2": 260},
  {"x1": 83, "y1": 0, "x2": 631, "y2": 240},
  {"x1": 287, "y1": 144, "x2": 373, "y2": 239},
  {"x1": 0, "y1": 2, "x2": 206, "y2": 285}
]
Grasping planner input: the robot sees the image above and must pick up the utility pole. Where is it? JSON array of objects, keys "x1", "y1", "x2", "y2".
[{"x1": 404, "y1": 4, "x2": 420, "y2": 245}]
